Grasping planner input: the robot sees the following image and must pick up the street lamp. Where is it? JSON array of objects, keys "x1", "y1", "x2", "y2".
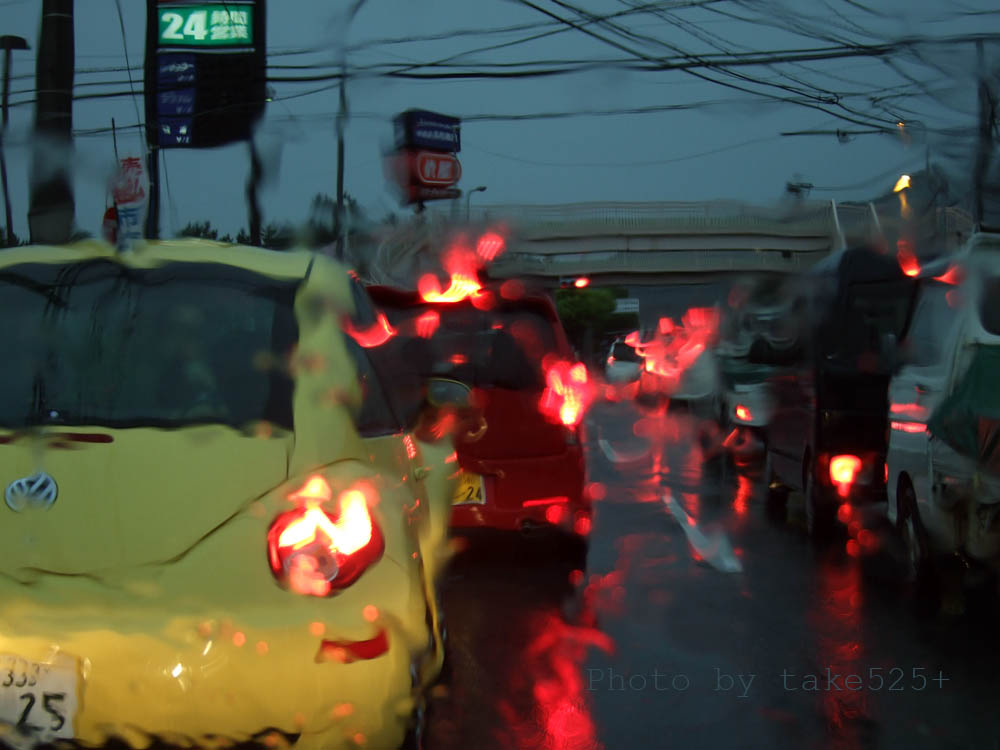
[
  {"x1": 466, "y1": 185, "x2": 487, "y2": 220},
  {"x1": 1, "y1": 35, "x2": 29, "y2": 246}
]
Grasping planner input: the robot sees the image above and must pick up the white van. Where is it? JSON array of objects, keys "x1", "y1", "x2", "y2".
[{"x1": 887, "y1": 231, "x2": 1000, "y2": 579}]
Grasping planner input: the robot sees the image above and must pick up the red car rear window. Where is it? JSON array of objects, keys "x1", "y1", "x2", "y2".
[{"x1": 379, "y1": 302, "x2": 564, "y2": 391}]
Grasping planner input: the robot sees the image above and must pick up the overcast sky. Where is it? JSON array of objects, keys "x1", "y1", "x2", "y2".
[{"x1": 1, "y1": 0, "x2": 997, "y2": 238}]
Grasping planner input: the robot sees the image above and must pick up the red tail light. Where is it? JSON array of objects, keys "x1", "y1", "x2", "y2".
[
  {"x1": 267, "y1": 476, "x2": 384, "y2": 596},
  {"x1": 734, "y1": 404, "x2": 752, "y2": 422},
  {"x1": 829, "y1": 455, "x2": 862, "y2": 498}
]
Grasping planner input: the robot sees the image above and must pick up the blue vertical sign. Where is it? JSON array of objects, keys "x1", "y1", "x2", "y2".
[
  {"x1": 145, "y1": 1, "x2": 267, "y2": 149},
  {"x1": 156, "y1": 53, "x2": 196, "y2": 146}
]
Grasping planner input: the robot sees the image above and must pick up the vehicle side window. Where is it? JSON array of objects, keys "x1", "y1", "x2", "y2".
[
  {"x1": 979, "y1": 277, "x2": 1000, "y2": 335},
  {"x1": 343, "y1": 336, "x2": 404, "y2": 437},
  {"x1": 347, "y1": 283, "x2": 428, "y2": 431},
  {"x1": 612, "y1": 342, "x2": 639, "y2": 362},
  {"x1": 905, "y1": 284, "x2": 952, "y2": 367}
]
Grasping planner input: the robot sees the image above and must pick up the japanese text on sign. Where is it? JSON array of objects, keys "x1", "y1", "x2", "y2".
[{"x1": 158, "y1": 5, "x2": 254, "y2": 47}]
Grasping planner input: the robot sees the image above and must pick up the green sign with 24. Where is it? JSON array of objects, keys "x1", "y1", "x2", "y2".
[{"x1": 158, "y1": 4, "x2": 255, "y2": 47}]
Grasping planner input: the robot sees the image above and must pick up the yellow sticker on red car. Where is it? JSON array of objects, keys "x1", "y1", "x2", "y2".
[{"x1": 452, "y1": 472, "x2": 485, "y2": 505}]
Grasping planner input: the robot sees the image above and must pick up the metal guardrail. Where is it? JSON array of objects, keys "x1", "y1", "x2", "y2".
[
  {"x1": 460, "y1": 200, "x2": 846, "y2": 240},
  {"x1": 421, "y1": 199, "x2": 893, "y2": 278}
]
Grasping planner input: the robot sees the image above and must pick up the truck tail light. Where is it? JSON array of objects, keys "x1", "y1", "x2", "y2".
[
  {"x1": 735, "y1": 404, "x2": 752, "y2": 422},
  {"x1": 267, "y1": 476, "x2": 384, "y2": 596},
  {"x1": 829, "y1": 455, "x2": 862, "y2": 498}
]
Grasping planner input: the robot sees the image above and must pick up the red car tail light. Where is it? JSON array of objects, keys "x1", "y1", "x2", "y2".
[
  {"x1": 829, "y1": 455, "x2": 862, "y2": 498},
  {"x1": 267, "y1": 477, "x2": 384, "y2": 596},
  {"x1": 734, "y1": 404, "x2": 752, "y2": 422}
]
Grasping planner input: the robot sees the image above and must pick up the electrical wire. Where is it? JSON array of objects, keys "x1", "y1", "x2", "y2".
[
  {"x1": 112, "y1": 0, "x2": 144, "y2": 150},
  {"x1": 809, "y1": 158, "x2": 926, "y2": 191},
  {"x1": 465, "y1": 132, "x2": 782, "y2": 166}
]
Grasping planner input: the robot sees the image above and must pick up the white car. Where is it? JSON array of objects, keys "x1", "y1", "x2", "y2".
[
  {"x1": 604, "y1": 336, "x2": 643, "y2": 384},
  {"x1": 887, "y1": 231, "x2": 1000, "y2": 580}
]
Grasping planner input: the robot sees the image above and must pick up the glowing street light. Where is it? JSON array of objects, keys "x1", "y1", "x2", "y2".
[{"x1": 893, "y1": 174, "x2": 911, "y2": 193}]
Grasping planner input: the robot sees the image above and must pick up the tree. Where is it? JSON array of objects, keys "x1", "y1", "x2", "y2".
[
  {"x1": 1, "y1": 227, "x2": 26, "y2": 246},
  {"x1": 179, "y1": 221, "x2": 234, "y2": 242},
  {"x1": 262, "y1": 222, "x2": 296, "y2": 250},
  {"x1": 180, "y1": 221, "x2": 216, "y2": 240},
  {"x1": 303, "y1": 191, "x2": 370, "y2": 247},
  {"x1": 556, "y1": 286, "x2": 639, "y2": 364}
]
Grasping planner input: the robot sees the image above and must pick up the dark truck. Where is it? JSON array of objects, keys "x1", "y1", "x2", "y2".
[{"x1": 764, "y1": 245, "x2": 919, "y2": 538}]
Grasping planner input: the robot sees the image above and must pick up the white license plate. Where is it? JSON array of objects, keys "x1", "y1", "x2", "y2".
[{"x1": 0, "y1": 655, "x2": 77, "y2": 741}]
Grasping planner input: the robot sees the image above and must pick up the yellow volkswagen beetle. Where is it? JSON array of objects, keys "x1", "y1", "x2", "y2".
[{"x1": 0, "y1": 239, "x2": 459, "y2": 750}]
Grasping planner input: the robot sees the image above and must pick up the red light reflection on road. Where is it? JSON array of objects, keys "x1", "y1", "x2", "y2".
[
  {"x1": 733, "y1": 474, "x2": 751, "y2": 516},
  {"x1": 808, "y1": 558, "x2": 869, "y2": 743},
  {"x1": 500, "y1": 611, "x2": 612, "y2": 750}
]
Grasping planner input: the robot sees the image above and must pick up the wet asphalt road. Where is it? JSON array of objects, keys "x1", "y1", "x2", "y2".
[{"x1": 426, "y1": 399, "x2": 1000, "y2": 750}]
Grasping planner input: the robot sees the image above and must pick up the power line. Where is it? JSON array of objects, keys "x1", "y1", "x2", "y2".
[
  {"x1": 465, "y1": 132, "x2": 782, "y2": 166},
  {"x1": 510, "y1": 0, "x2": 896, "y2": 130},
  {"x1": 112, "y1": 0, "x2": 143, "y2": 146},
  {"x1": 809, "y1": 157, "x2": 926, "y2": 191}
]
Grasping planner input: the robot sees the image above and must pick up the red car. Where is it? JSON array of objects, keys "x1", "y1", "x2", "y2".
[{"x1": 366, "y1": 285, "x2": 590, "y2": 545}]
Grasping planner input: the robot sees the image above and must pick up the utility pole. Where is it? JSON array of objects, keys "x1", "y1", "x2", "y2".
[
  {"x1": 1, "y1": 35, "x2": 28, "y2": 246},
  {"x1": 247, "y1": 140, "x2": 262, "y2": 246},
  {"x1": 333, "y1": 0, "x2": 366, "y2": 260},
  {"x1": 144, "y1": 146, "x2": 160, "y2": 239},
  {"x1": 334, "y1": 64, "x2": 346, "y2": 259},
  {"x1": 28, "y1": 0, "x2": 75, "y2": 245},
  {"x1": 973, "y1": 39, "x2": 996, "y2": 230}
]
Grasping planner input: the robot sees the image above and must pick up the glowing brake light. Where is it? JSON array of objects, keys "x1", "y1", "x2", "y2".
[
  {"x1": 890, "y1": 402, "x2": 927, "y2": 418},
  {"x1": 896, "y1": 239, "x2": 920, "y2": 277},
  {"x1": 734, "y1": 404, "x2": 752, "y2": 422},
  {"x1": 343, "y1": 313, "x2": 396, "y2": 348},
  {"x1": 829, "y1": 455, "x2": 862, "y2": 498},
  {"x1": 574, "y1": 277, "x2": 590, "y2": 288},
  {"x1": 891, "y1": 420, "x2": 927, "y2": 434},
  {"x1": 268, "y1": 476, "x2": 384, "y2": 596},
  {"x1": 934, "y1": 265, "x2": 963, "y2": 285},
  {"x1": 418, "y1": 272, "x2": 482, "y2": 303},
  {"x1": 476, "y1": 232, "x2": 506, "y2": 262},
  {"x1": 539, "y1": 359, "x2": 595, "y2": 428},
  {"x1": 415, "y1": 310, "x2": 440, "y2": 339}
]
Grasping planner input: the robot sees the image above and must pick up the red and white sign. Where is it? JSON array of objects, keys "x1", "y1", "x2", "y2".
[
  {"x1": 383, "y1": 146, "x2": 464, "y2": 205},
  {"x1": 415, "y1": 151, "x2": 461, "y2": 186},
  {"x1": 112, "y1": 157, "x2": 148, "y2": 205},
  {"x1": 111, "y1": 156, "x2": 149, "y2": 248},
  {"x1": 102, "y1": 206, "x2": 119, "y2": 245}
]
